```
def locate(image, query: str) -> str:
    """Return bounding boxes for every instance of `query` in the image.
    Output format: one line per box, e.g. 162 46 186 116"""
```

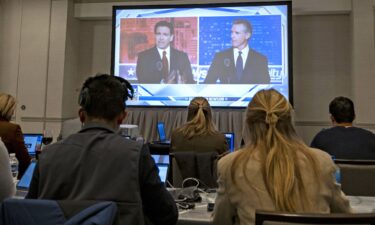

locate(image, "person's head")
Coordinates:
0 93 17 121
154 21 174 50
177 97 219 139
329 96 355 124
231 19 252 50
78 74 134 128
231 89 319 212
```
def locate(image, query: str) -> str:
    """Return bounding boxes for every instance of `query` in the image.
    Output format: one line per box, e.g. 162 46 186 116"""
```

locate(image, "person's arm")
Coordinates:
179 52 195 84
136 52 148 84
0 140 16 201
204 54 221 84
25 162 39 199
13 125 31 179
139 144 178 225
213 159 236 225
324 158 352 213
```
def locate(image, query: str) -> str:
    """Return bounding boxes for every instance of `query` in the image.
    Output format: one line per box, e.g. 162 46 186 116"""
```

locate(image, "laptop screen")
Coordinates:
156 163 169 183
224 133 235 152
157 122 167 142
152 154 169 183
17 161 36 190
23 134 43 156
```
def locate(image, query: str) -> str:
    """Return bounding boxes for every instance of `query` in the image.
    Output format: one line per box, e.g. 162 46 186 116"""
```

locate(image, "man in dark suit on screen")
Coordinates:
136 21 195 84
204 19 270 84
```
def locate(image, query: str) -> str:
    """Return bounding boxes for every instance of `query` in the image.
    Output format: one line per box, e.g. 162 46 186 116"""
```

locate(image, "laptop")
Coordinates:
16 161 37 197
23 133 43 157
156 122 170 144
152 154 170 184
224 133 235 152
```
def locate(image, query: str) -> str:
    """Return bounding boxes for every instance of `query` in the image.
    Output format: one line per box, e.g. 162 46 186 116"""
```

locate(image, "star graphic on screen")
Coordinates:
128 67 135 77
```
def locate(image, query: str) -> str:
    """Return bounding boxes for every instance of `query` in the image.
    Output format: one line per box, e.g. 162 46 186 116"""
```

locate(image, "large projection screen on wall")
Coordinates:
111 1 292 107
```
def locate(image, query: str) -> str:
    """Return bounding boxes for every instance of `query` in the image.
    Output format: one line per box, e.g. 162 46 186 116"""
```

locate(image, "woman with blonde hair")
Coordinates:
213 89 351 225
171 97 227 154
0 93 31 179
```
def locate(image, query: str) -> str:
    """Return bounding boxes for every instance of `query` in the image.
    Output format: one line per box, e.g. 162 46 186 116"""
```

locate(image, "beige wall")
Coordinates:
0 0 374 144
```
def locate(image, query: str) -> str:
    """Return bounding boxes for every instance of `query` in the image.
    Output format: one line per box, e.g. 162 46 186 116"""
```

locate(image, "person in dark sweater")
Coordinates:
311 96 375 159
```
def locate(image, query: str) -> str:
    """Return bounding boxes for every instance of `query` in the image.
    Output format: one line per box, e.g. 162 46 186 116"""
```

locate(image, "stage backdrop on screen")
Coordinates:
111 1 292 107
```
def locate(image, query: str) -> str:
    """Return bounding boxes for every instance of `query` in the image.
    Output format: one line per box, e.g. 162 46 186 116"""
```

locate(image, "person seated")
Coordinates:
213 89 352 225
171 97 228 154
26 74 177 225
311 96 375 159
0 93 31 179
0 139 15 201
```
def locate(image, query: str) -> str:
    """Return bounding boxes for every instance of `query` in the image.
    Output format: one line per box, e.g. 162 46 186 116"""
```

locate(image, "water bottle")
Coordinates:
9 153 19 181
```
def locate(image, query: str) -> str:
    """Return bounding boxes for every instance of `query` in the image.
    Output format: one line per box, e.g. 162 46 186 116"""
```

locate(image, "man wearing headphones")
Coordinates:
27 74 177 225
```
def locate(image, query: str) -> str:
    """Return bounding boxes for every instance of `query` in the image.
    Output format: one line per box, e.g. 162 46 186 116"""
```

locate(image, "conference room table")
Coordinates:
177 195 375 225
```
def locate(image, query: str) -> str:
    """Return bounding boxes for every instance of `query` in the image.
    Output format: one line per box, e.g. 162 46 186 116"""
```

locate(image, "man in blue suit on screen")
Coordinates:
136 20 195 84
204 19 270 84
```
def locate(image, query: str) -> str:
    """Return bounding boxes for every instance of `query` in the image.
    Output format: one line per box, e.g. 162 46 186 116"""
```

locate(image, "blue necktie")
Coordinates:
236 51 243 81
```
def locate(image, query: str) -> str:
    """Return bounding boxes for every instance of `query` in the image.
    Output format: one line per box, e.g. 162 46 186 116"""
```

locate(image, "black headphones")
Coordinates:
78 75 134 109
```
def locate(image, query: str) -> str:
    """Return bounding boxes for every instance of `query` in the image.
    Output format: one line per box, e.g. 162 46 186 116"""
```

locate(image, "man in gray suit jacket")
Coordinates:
205 19 270 84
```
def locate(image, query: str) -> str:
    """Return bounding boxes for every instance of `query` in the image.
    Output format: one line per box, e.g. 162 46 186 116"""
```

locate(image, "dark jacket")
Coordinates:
0 118 31 178
204 48 270 84
27 122 177 225
136 46 194 84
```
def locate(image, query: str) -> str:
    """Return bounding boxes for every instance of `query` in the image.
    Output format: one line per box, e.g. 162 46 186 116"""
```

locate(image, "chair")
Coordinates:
171 151 218 188
255 210 375 225
334 159 375 196
0 198 118 225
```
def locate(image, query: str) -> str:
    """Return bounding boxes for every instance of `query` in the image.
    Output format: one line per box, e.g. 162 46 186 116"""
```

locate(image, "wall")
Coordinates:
0 0 374 144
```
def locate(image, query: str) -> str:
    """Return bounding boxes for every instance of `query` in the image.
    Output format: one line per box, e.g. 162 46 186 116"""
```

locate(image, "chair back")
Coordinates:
335 159 375 196
170 151 218 188
0 198 117 225
255 210 375 225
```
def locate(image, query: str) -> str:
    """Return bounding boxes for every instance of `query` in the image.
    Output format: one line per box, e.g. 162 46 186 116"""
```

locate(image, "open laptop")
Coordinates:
23 133 43 157
16 161 37 197
224 133 235 152
151 154 170 184
155 122 170 145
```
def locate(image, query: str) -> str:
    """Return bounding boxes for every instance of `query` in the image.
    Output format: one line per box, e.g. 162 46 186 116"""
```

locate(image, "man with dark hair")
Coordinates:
136 20 195 84
204 19 270 84
311 96 375 159
27 74 178 225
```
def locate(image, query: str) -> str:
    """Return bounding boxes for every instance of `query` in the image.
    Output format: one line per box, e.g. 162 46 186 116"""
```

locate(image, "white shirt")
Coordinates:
233 45 249 70
157 46 171 71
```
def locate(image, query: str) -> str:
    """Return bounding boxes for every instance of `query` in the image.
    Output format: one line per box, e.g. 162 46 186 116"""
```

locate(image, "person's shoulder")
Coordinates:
0 121 19 131
171 47 189 58
250 48 267 60
137 47 157 57
215 48 232 56
308 147 335 170
218 149 244 169
352 126 375 136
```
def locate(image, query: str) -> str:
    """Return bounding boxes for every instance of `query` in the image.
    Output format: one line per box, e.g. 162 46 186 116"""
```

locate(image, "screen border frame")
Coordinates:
111 1 293 108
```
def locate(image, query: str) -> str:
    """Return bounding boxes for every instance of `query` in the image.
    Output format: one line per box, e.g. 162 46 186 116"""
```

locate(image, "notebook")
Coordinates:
224 133 235 152
23 133 43 157
152 154 169 183
156 122 170 144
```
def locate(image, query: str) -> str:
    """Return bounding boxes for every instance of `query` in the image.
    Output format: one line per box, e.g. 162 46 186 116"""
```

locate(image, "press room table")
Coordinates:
177 195 375 225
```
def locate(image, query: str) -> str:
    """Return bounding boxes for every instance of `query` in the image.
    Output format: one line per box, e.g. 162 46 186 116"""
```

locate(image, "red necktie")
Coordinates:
162 51 169 80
